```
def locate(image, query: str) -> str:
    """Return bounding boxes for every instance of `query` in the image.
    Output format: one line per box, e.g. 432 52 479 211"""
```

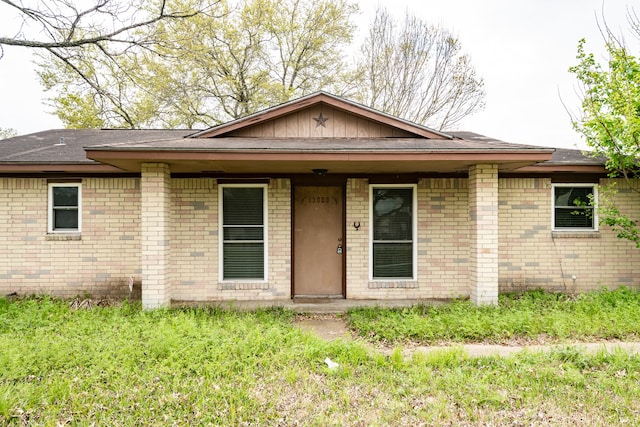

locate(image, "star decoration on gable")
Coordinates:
313 112 329 128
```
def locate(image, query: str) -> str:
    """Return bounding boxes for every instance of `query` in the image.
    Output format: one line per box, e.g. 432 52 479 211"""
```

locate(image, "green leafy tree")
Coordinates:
0 127 17 139
1 0 214 128
569 14 640 247
39 0 359 128
36 1 486 131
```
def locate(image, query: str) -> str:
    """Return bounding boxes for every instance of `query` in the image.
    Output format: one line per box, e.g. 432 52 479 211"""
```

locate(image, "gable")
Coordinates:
227 104 418 139
190 92 451 139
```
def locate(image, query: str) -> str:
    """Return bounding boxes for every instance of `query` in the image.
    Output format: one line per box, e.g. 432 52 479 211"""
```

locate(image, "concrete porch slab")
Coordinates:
173 299 445 313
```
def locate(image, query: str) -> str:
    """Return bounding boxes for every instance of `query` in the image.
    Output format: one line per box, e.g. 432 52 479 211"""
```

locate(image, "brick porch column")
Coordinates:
469 164 499 305
141 163 171 309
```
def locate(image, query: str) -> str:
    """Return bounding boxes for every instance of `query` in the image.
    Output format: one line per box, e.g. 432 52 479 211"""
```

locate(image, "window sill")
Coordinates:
369 280 418 289
218 282 269 291
552 231 600 239
46 233 82 241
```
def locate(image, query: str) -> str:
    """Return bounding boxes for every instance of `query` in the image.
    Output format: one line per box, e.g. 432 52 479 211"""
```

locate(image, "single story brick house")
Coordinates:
1 92 638 308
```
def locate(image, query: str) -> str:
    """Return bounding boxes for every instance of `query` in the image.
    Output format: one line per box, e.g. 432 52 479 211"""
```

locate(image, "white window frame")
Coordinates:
369 184 418 281
48 182 82 233
218 183 269 282
551 183 598 231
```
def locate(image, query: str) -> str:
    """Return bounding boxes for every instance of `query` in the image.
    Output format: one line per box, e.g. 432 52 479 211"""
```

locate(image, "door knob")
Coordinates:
336 244 343 254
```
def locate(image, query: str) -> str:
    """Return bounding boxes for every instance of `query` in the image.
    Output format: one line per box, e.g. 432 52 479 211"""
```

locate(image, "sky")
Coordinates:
0 0 636 149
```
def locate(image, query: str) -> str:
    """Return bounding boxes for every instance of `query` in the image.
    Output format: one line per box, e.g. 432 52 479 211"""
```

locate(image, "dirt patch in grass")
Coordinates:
295 313 351 341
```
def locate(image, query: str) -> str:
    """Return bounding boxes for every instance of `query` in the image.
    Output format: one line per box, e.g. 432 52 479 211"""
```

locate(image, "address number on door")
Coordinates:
310 196 330 204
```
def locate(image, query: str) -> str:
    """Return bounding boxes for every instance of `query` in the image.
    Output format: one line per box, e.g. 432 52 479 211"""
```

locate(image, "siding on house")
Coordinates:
228 104 417 139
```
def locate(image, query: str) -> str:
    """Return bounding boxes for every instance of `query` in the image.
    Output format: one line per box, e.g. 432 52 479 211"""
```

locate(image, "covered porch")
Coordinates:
84 93 553 309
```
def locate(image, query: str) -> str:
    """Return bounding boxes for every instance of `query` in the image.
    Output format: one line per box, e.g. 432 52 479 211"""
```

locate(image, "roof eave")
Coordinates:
82 147 554 174
0 163 126 173
85 147 554 159
514 164 607 173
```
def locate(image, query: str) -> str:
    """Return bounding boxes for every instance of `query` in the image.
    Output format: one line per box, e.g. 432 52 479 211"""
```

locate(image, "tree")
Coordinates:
0 0 209 57
0 127 17 139
38 0 359 129
353 7 485 130
32 2 484 130
0 0 214 128
266 0 357 100
569 10 640 247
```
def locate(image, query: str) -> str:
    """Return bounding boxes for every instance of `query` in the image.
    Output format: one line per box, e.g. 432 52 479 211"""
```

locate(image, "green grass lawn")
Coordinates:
1 289 640 425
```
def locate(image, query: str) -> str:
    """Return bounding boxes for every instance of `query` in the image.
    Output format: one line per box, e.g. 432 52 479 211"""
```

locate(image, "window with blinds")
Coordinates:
371 186 415 279
552 185 596 230
221 185 266 280
48 183 81 233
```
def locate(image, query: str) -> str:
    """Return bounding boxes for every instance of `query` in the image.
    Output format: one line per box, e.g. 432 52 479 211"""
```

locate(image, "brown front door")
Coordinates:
294 186 344 297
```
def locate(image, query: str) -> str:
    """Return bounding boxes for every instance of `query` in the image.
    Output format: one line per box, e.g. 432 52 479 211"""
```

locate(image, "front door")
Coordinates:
294 186 344 297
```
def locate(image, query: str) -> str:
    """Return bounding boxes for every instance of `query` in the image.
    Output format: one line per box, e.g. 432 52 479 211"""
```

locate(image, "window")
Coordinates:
552 184 597 230
370 185 416 280
48 183 81 233
220 184 267 280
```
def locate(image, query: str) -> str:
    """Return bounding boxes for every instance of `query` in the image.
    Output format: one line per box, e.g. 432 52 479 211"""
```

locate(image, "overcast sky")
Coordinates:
0 0 636 149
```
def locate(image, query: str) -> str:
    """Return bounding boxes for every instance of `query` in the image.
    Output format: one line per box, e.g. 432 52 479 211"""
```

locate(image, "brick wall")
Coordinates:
266 178 292 299
170 178 291 302
346 178 470 300
420 178 469 298
0 177 141 298
345 178 369 297
499 177 640 292
2 174 638 302
141 163 171 308
170 178 217 301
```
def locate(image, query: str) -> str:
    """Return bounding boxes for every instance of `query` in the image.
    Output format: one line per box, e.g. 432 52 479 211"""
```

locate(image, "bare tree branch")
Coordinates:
0 0 208 50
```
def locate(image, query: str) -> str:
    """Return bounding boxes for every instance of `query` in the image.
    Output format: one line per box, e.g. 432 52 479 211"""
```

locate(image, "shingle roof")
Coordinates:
0 89 601 173
85 135 550 153
0 129 602 173
546 148 605 165
0 129 195 163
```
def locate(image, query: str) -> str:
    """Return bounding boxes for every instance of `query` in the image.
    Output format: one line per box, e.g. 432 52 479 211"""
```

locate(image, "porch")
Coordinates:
172 298 447 313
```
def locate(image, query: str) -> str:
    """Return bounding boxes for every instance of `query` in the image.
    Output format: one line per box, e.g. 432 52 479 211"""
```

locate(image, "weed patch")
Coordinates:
346 287 640 345
1 294 640 425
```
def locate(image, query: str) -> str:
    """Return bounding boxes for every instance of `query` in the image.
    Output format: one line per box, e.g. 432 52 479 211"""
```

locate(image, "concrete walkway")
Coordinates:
294 315 640 358
392 341 640 358
177 299 640 358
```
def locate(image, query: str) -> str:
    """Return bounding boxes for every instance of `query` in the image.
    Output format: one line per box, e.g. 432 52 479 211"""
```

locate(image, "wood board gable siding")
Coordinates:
227 105 417 139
